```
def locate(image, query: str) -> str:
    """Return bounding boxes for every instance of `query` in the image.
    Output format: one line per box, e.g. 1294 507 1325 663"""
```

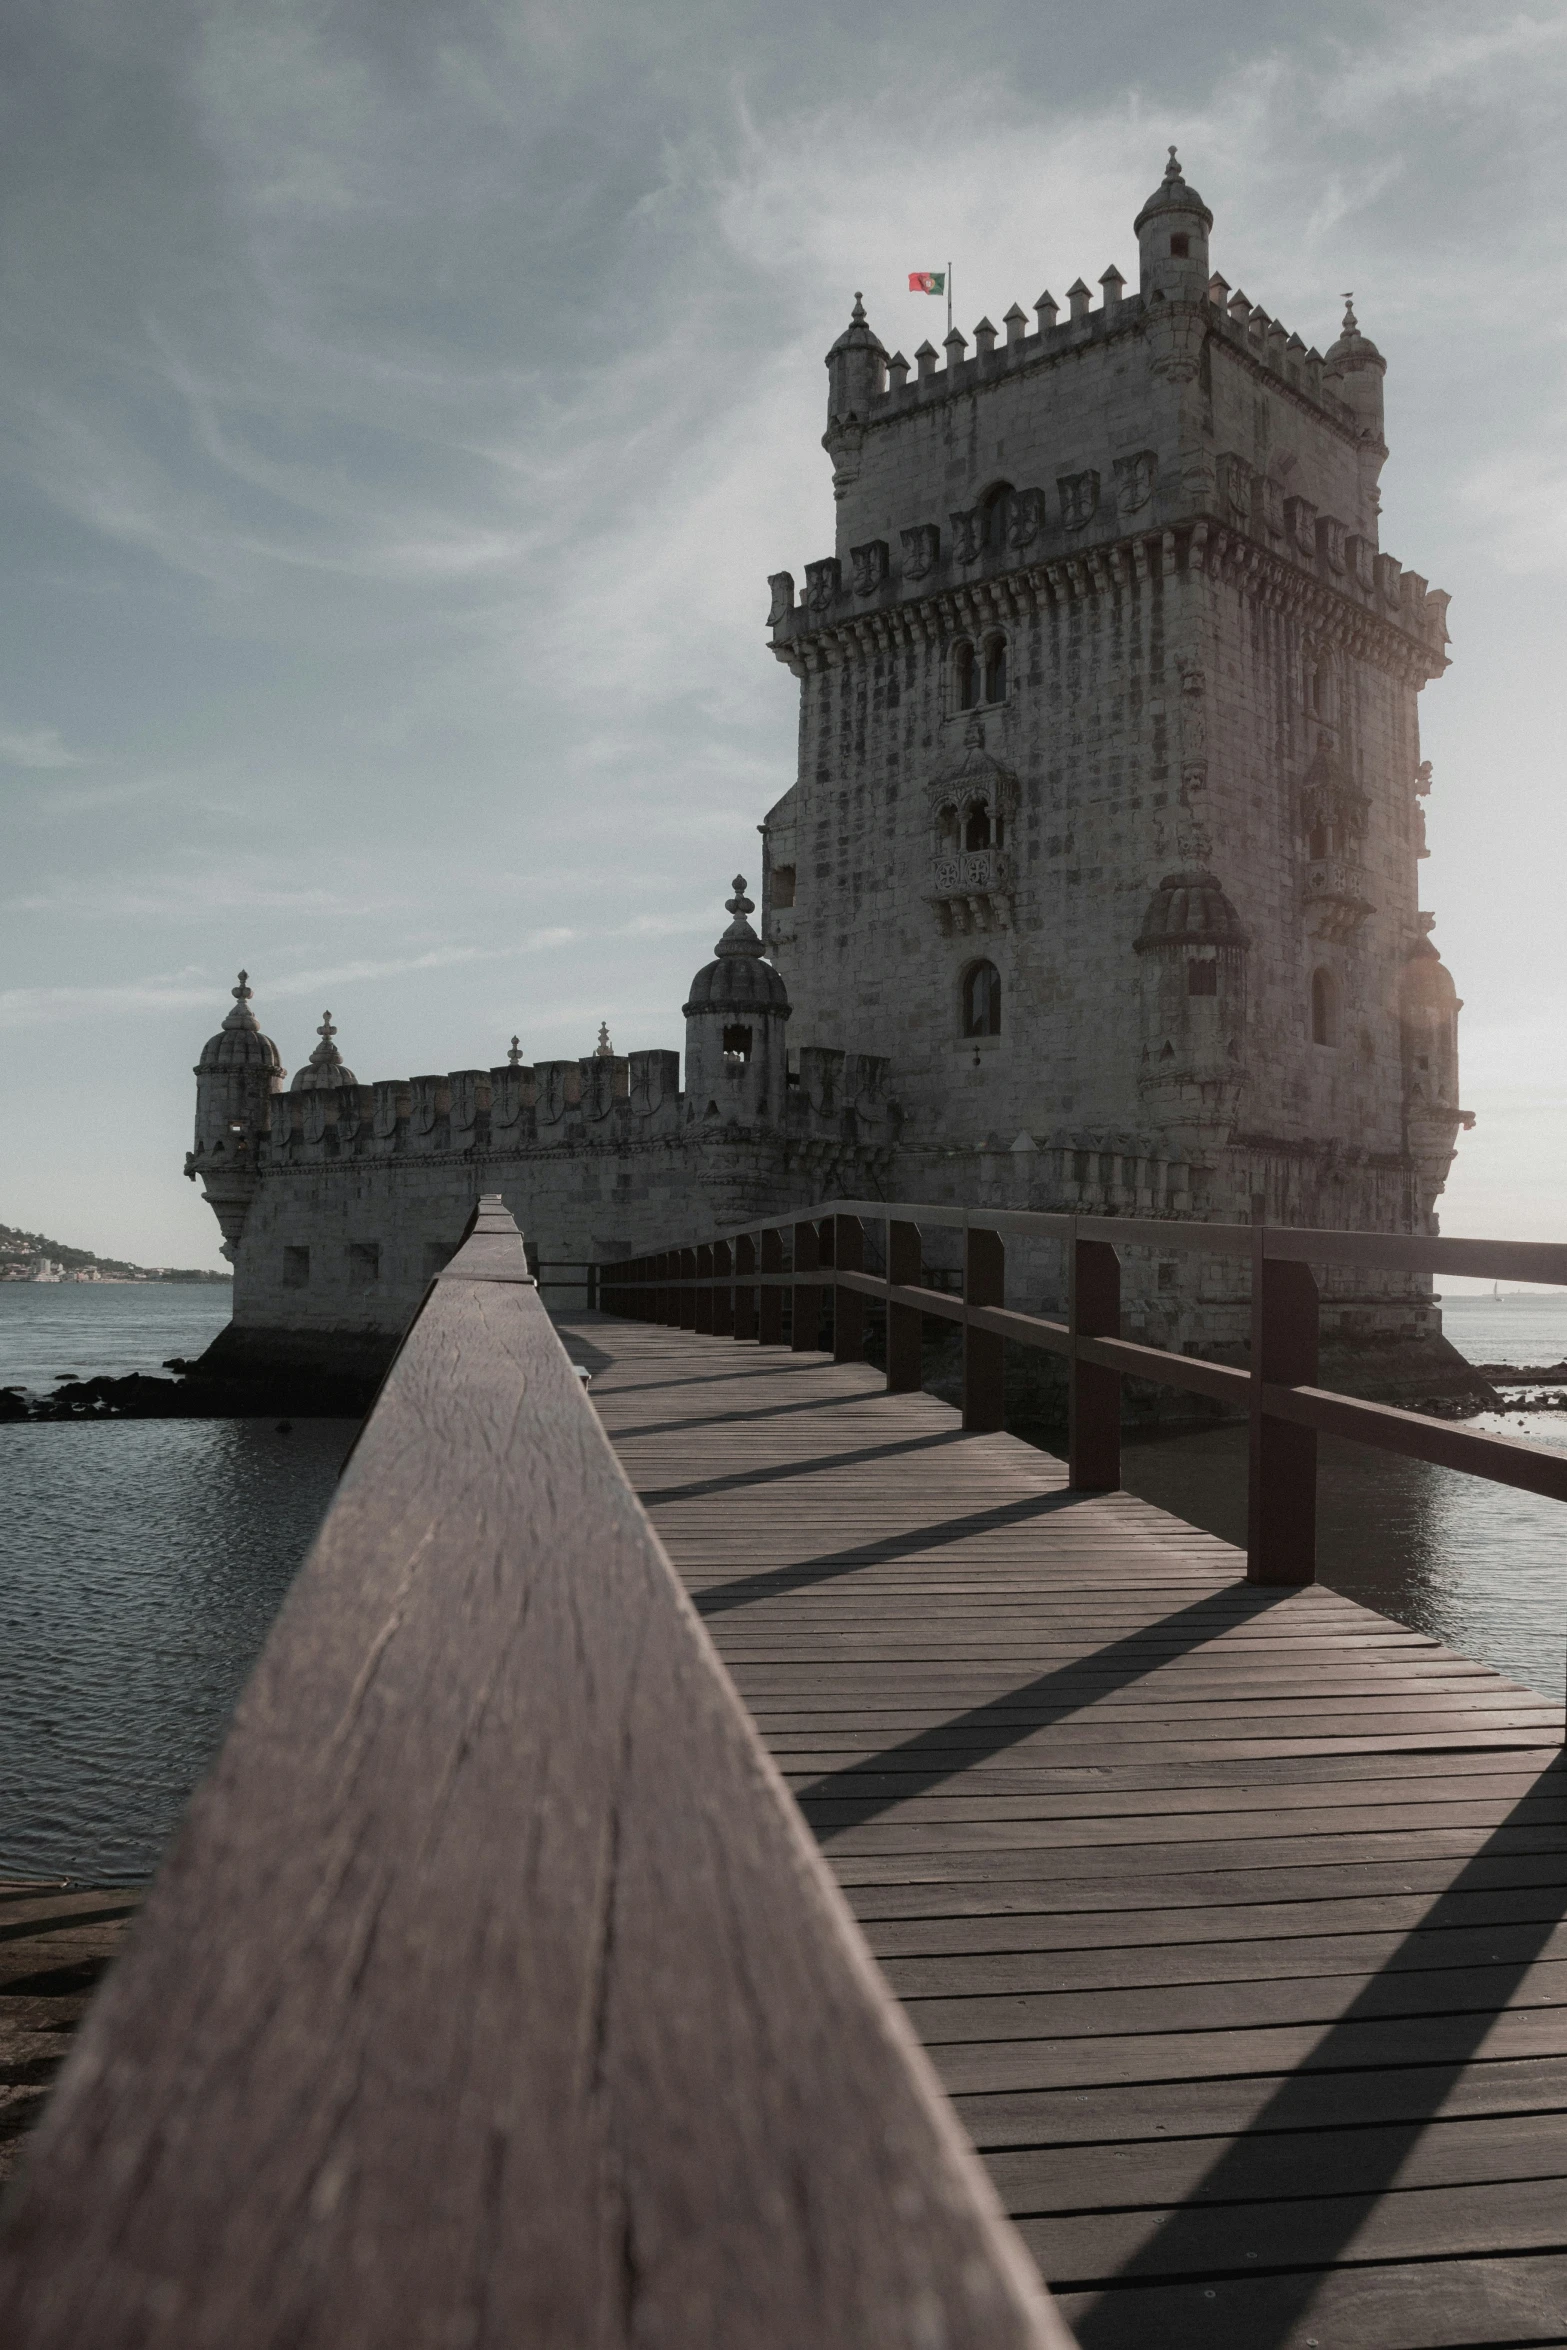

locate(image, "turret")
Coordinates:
1133 146 1213 304
682 877 791 1127
1134 871 1249 1157
290 1010 356 1092
1324 295 1386 449
822 295 887 503
187 971 285 1257
1399 931 1471 1224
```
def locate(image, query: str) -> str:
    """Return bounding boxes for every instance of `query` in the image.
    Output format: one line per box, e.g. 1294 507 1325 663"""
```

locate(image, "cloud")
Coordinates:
0 723 88 770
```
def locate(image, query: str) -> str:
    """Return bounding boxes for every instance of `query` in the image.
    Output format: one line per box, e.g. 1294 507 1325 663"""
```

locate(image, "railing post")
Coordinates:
886 1219 922 1393
694 1242 715 1335
712 1239 734 1337
963 1226 1005 1432
1247 1237 1319 1585
792 1219 822 1353
678 1247 698 1330
734 1233 758 1341
1070 1233 1120 1491
834 1214 865 1364
658 1251 674 1325
759 1226 784 1346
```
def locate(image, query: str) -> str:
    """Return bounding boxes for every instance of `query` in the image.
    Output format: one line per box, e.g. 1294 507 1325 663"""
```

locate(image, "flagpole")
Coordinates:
947 262 952 339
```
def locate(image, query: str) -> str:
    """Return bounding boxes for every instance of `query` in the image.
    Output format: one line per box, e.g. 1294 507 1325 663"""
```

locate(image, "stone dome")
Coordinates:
1133 146 1213 235
1325 294 1385 375
195 972 285 1080
1400 934 1459 1010
291 1010 358 1091
684 877 791 1018
1135 870 1249 951
825 291 887 365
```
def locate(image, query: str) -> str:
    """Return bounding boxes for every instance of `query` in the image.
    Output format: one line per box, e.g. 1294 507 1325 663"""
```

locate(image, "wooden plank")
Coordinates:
578 1317 1567 2350
0 1223 1068 2350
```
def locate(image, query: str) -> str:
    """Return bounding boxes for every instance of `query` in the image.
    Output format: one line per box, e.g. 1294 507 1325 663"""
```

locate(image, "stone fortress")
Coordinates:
187 152 1473 1395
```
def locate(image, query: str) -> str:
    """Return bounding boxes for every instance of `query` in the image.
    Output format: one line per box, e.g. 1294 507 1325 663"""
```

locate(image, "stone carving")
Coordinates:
1316 515 1347 574
767 571 794 626
804 557 841 612
1113 451 1157 514
1257 474 1285 537
949 507 982 564
1375 552 1403 607
1284 495 1317 557
850 539 888 596
1347 534 1376 593
1058 470 1099 529
900 522 939 579
1006 486 1047 547
1218 452 1254 520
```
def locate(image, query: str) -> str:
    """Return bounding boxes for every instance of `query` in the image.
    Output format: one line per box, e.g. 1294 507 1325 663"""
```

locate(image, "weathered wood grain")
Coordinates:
0 1206 1068 2350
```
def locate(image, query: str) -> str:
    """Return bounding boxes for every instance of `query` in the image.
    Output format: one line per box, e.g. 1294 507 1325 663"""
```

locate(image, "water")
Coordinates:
0 1418 354 1884
0 1289 1562 1887
0 1282 234 1394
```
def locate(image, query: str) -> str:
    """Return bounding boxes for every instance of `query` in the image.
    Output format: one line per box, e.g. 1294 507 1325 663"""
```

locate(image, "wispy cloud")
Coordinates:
0 722 88 771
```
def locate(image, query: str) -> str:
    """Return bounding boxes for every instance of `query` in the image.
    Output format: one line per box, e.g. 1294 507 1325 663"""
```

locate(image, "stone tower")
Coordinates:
190 973 285 1259
759 151 1468 1356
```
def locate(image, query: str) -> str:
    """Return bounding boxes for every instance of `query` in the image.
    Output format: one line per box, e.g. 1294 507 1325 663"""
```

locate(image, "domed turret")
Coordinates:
189 972 284 1259
1324 294 1386 446
291 1010 357 1092
683 877 791 1125
824 293 888 435
1134 871 1249 1154
1399 932 1470 1221
1133 146 1213 304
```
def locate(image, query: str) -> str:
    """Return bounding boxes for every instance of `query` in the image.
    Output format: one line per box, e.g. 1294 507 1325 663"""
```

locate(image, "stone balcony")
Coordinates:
928 849 1013 935
1304 856 1375 940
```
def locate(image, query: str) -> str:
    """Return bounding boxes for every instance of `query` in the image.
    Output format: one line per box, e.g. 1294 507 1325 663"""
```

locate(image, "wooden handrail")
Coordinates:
600 1198 1567 1591
0 1198 1071 2350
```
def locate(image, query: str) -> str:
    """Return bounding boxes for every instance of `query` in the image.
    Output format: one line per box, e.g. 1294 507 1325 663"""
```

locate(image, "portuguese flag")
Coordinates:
908 270 945 294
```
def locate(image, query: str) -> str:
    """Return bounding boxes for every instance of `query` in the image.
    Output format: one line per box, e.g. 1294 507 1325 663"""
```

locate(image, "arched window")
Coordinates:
722 1023 753 1062
962 960 1001 1037
980 482 1014 550
953 640 977 710
983 632 1008 703
964 799 992 850
1311 967 1338 1047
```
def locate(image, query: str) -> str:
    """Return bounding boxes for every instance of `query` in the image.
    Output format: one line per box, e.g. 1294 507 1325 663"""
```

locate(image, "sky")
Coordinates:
2 0 1564 1271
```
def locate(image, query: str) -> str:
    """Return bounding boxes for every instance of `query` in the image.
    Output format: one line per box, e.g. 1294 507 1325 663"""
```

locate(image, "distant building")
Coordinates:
187 155 1470 1390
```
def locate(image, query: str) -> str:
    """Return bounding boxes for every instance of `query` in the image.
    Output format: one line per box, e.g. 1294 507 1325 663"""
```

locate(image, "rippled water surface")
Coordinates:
1 1417 353 1883
1 1287 1564 1885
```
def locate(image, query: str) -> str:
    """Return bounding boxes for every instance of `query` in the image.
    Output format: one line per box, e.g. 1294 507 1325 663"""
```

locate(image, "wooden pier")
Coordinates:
577 1314 1567 2350
3 1196 1563 2349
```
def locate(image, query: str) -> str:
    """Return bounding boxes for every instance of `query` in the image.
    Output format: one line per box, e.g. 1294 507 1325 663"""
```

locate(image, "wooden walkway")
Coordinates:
568 1314 1567 2350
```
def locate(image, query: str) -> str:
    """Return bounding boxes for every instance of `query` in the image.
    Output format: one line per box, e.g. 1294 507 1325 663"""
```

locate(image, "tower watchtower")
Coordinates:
759 155 1466 1358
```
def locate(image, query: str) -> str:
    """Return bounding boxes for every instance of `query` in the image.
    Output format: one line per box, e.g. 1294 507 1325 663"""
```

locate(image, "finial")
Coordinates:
507 1035 522 1067
851 291 866 324
1342 292 1358 332
233 970 251 1003
595 1022 614 1058
726 874 754 918
316 1010 336 1045
1165 144 1181 182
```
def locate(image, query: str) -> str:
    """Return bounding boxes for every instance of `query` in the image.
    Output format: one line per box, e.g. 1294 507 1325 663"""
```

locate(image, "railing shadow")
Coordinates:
794 1587 1292 1832
1067 1760 1567 2347
693 1485 1096 1616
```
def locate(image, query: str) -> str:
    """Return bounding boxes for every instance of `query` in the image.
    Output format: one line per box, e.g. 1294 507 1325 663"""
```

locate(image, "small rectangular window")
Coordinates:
722 1024 753 1061
347 1241 381 1289
771 863 796 909
282 1245 310 1290
1170 233 1190 258
1187 959 1218 996
1157 1262 1176 1292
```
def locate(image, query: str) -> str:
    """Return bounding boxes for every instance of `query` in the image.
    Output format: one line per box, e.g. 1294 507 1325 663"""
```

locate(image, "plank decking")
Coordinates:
569 1314 1567 2350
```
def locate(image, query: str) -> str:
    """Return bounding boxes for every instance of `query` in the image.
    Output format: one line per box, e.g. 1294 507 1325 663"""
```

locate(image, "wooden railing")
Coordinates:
0 1198 1071 2350
601 1198 1567 1589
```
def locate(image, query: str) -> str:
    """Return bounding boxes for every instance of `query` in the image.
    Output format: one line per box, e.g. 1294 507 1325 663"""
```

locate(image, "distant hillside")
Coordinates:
0 1222 231 1284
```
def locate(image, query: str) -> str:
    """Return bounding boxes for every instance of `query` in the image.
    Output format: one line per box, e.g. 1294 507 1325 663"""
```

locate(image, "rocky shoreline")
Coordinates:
1 1357 379 1423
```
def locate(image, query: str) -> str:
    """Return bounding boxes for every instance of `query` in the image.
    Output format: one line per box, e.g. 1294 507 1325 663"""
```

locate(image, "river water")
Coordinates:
0 1286 1562 1885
